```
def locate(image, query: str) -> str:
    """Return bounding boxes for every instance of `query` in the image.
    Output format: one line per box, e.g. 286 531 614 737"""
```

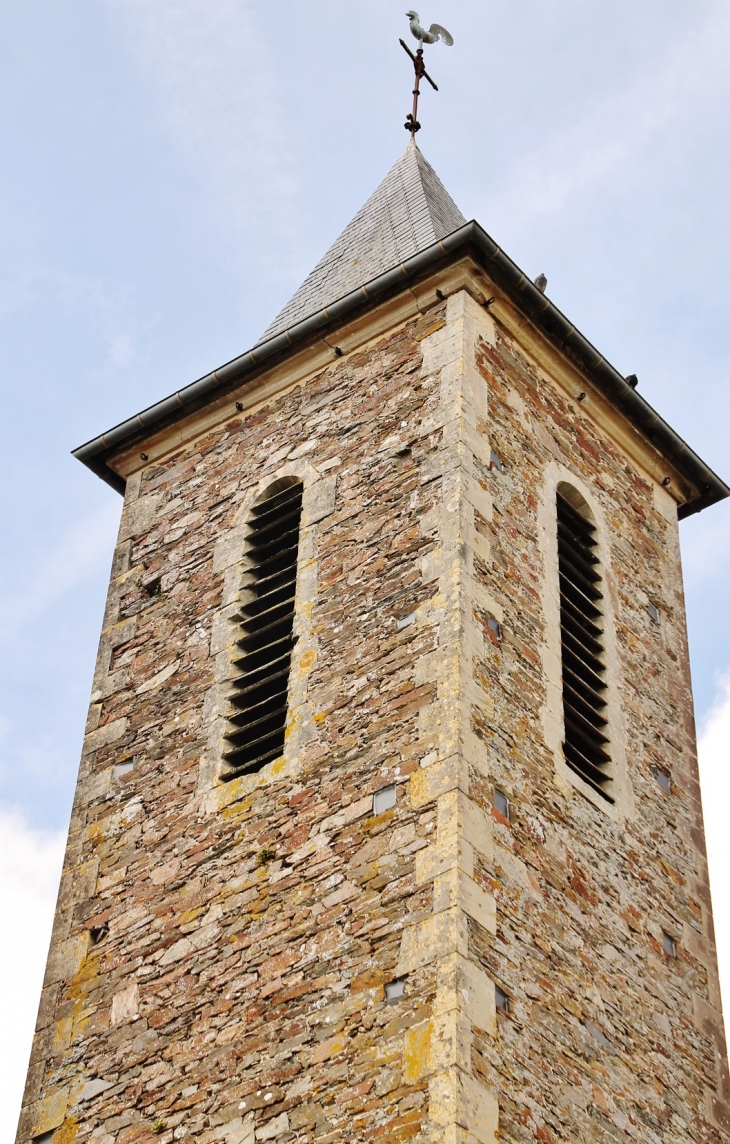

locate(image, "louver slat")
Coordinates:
557 492 613 802
222 482 303 778
561 595 603 651
563 680 607 731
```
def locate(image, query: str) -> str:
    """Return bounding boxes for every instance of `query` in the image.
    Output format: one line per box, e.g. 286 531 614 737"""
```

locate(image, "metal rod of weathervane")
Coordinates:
400 10 454 137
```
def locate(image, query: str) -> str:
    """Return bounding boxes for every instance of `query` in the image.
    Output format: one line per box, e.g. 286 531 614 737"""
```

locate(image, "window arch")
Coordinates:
557 484 613 802
222 478 303 778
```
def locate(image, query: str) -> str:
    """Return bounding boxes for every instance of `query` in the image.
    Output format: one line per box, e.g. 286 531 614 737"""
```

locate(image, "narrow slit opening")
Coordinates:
222 480 303 780
557 487 612 801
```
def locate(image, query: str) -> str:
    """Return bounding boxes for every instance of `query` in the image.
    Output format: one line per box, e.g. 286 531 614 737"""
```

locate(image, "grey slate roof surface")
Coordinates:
257 140 466 343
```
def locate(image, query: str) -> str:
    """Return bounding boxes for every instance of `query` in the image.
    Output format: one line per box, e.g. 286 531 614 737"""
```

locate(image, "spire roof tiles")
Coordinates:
258 140 466 343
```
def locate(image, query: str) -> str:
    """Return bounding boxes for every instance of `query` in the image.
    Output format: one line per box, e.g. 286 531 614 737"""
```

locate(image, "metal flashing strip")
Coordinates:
72 220 729 517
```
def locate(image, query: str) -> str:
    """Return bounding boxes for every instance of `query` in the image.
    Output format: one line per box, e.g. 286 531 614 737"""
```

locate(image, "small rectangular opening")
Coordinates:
655 768 671 793
490 451 505 472
495 985 509 1012
493 790 510 820
113 759 135 780
396 612 416 630
662 932 677 958
487 615 502 641
647 603 660 623
373 786 396 815
89 923 109 945
385 977 406 1002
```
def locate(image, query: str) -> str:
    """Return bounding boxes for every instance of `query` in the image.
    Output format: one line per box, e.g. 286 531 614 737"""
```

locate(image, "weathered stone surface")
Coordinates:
16 280 728 1144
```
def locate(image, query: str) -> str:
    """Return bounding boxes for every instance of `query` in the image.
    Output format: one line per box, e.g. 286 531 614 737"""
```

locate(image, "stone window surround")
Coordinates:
199 459 336 811
539 461 634 819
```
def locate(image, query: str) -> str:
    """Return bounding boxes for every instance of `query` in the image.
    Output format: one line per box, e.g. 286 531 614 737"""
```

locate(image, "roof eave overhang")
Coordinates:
73 220 729 517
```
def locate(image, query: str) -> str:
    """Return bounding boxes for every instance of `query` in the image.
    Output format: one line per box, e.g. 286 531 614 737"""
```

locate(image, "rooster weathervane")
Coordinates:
400 10 454 137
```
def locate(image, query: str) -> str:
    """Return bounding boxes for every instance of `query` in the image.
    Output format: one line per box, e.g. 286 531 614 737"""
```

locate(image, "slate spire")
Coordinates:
258 140 466 343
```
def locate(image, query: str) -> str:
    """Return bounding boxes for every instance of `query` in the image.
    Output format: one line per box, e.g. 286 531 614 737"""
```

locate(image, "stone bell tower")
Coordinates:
17 139 730 1144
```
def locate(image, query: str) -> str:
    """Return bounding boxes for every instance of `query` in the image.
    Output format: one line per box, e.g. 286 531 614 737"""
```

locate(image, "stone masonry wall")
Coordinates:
460 293 730 1144
17 282 729 1144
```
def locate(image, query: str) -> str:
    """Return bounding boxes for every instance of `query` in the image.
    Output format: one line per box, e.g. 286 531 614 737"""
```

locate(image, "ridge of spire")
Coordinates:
257 142 466 344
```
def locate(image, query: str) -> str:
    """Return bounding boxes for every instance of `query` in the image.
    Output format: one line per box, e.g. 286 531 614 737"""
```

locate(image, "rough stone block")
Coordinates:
83 717 129 754
45 933 87 986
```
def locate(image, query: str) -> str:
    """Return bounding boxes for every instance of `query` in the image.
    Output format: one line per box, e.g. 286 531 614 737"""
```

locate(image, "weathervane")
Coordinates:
400 10 454 137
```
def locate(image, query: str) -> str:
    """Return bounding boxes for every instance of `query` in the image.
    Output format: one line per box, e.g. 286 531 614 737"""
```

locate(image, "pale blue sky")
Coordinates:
2 0 729 825
2 4 730 1134
0 0 728 821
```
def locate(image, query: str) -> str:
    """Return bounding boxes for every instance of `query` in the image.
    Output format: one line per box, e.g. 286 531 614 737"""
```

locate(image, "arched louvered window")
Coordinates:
557 486 613 802
223 479 303 778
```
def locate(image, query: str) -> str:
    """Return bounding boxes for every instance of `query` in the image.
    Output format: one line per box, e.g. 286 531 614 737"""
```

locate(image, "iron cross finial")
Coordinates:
400 11 454 136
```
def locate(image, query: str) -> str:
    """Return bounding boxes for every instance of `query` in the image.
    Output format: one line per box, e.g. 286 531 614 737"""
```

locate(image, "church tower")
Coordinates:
17 139 730 1144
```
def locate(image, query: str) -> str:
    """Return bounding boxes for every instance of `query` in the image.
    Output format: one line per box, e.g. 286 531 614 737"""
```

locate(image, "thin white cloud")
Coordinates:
110 333 135 368
681 503 730 589
0 264 142 376
698 673 730 1016
107 0 302 256
486 1 730 224
0 502 120 643
0 805 65 1144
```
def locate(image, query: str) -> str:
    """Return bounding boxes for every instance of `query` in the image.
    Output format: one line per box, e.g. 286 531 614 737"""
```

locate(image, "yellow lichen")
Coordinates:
53 1116 78 1144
